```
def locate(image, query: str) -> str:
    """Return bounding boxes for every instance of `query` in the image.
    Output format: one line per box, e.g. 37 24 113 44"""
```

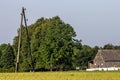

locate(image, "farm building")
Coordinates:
89 50 120 68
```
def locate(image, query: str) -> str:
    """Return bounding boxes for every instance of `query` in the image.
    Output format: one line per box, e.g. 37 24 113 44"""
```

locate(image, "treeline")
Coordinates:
0 16 120 72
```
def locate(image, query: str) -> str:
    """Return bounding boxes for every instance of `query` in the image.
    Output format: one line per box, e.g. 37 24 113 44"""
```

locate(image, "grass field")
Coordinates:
0 71 120 80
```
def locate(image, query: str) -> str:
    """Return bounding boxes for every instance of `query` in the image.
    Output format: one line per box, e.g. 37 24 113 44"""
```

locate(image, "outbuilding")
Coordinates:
89 50 120 68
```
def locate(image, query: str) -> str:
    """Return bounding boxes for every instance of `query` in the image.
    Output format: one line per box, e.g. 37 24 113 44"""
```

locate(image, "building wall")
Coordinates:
93 52 105 68
105 62 120 67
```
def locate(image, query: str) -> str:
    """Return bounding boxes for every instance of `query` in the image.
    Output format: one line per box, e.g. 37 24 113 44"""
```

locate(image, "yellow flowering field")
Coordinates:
0 71 120 80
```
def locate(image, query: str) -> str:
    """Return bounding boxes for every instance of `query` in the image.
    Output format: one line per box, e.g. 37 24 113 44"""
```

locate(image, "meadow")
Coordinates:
0 71 120 80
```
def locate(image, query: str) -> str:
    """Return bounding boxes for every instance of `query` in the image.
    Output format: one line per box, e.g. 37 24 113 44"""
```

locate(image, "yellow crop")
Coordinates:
0 71 120 80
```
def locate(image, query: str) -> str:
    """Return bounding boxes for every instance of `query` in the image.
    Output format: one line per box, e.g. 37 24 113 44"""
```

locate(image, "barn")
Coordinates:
89 50 120 68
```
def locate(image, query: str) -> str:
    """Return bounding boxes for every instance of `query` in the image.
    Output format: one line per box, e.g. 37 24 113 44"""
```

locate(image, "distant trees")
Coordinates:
103 44 114 49
103 43 120 49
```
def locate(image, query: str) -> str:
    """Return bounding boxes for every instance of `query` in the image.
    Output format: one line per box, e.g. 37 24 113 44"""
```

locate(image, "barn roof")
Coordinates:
98 50 120 61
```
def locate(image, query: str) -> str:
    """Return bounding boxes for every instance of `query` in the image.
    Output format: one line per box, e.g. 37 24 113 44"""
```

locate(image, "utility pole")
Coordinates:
23 7 34 72
15 8 24 72
15 7 34 72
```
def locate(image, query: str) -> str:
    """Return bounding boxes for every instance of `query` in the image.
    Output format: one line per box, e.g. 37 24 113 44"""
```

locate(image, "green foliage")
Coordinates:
103 43 120 50
73 45 99 69
103 44 114 49
13 16 80 71
0 44 15 72
30 16 77 71
0 44 8 68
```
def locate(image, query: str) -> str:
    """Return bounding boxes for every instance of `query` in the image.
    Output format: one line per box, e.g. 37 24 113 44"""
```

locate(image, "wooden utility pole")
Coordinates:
15 8 24 72
23 7 34 72
15 7 34 72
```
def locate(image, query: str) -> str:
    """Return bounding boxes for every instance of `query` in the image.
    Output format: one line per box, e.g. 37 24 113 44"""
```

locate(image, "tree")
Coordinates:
74 45 98 69
0 44 8 69
0 44 15 72
103 44 114 49
0 44 8 51
32 16 76 71
13 16 79 71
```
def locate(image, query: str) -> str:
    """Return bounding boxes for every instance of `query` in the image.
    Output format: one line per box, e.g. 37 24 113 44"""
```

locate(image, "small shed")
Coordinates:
89 50 120 68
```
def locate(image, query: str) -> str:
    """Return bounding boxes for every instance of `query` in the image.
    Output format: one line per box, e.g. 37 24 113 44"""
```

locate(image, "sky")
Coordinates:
0 0 120 47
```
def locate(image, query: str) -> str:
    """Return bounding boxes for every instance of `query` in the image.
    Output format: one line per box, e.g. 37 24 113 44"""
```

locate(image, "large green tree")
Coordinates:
31 16 77 71
13 16 78 71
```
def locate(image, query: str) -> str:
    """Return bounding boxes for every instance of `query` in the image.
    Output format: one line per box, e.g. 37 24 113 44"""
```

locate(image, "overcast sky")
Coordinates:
0 0 120 47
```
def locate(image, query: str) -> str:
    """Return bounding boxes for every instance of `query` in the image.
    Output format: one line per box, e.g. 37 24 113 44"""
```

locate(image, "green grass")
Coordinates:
0 71 120 80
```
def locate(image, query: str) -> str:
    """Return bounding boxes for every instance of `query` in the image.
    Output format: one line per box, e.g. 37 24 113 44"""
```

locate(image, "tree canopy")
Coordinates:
12 16 82 71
